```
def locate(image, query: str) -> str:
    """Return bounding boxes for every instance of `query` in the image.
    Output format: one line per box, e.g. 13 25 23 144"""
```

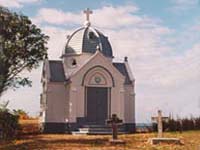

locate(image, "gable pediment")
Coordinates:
82 65 114 87
70 51 125 87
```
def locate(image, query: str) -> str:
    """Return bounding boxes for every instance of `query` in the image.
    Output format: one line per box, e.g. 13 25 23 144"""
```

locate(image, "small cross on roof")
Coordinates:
83 8 93 22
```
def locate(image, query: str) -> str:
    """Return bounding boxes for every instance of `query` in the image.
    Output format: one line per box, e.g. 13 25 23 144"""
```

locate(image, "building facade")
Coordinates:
40 9 136 133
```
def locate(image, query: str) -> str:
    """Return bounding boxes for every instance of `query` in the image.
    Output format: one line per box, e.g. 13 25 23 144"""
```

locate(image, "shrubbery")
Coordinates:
0 110 19 139
153 117 200 132
0 101 20 139
13 109 29 120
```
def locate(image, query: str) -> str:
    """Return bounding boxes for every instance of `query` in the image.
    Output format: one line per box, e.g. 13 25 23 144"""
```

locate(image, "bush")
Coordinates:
164 118 178 131
0 111 19 139
152 116 200 132
195 117 200 130
13 109 29 120
0 107 20 139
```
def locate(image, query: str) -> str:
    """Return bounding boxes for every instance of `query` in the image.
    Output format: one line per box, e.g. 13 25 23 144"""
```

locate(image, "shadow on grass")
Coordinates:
0 135 109 150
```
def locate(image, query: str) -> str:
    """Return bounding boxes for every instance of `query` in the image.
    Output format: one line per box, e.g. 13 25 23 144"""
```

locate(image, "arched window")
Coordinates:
72 59 77 66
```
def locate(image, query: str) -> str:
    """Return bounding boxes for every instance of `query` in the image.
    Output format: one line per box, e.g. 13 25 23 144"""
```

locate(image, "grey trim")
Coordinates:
108 87 111 118
81 65 115 87
84 87 87 117
41 122 80 133
42 122 67 133
76 117 88 126
41 122 135 134
123 123 136 133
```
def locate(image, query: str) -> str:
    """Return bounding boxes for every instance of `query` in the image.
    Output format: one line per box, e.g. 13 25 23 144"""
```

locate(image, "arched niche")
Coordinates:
82 65 115 87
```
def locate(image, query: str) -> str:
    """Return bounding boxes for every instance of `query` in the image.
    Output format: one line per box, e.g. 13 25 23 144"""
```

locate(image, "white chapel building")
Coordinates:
40 9 136 133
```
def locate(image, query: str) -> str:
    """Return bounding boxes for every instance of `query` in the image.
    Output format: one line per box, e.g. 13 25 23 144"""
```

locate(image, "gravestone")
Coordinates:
151 110 169 138
148 110 182 145
106 114 125 144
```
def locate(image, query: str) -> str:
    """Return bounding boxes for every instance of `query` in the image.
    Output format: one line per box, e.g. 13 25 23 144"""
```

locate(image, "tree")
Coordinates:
0 6 49 96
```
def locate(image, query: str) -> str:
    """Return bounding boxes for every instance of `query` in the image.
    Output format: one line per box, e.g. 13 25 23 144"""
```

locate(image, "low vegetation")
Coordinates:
0 101 20 139
0 119 200 150
0 103 35 140
152 117 200 132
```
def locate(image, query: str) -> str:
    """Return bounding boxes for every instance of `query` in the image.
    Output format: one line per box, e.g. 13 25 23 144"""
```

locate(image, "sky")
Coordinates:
0 0 200 123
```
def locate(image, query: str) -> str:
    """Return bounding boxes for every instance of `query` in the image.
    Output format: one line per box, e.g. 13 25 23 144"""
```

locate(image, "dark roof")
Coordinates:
95 29 113 57
48 61 132 84
49 60 66 82
113 63 132 84
65 27 113 58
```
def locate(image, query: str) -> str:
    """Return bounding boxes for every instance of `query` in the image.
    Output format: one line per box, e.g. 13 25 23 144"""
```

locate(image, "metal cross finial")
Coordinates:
83 8 93 25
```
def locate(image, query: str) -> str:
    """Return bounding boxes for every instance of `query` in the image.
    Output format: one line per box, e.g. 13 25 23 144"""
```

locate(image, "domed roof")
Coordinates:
64 26 113 58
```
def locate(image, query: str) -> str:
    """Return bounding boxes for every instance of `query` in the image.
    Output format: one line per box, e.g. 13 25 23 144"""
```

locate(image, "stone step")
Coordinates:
82 125 110 128
72 131 87 135
148 138 182 145
82 125 124 128
79 127 126 132
72 131 127 135
87 131 127 135
72 124 127 135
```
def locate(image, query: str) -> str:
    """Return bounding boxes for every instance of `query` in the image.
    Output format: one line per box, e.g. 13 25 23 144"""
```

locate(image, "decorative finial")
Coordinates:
83 8 93 26
124 56 128 62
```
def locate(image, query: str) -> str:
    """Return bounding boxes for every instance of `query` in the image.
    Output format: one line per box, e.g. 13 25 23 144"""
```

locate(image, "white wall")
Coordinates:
124 84 135 123
69 52 125 122
45 83 69 123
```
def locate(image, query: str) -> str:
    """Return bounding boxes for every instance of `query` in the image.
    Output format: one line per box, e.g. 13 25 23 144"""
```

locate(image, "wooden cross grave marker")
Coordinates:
107 114 123 141
151 110 169 138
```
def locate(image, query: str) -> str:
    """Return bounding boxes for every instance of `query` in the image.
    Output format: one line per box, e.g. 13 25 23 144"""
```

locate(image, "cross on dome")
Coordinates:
83 8 93 26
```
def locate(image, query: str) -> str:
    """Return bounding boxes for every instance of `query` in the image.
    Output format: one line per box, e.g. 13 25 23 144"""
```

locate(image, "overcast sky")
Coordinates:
0 0 200 123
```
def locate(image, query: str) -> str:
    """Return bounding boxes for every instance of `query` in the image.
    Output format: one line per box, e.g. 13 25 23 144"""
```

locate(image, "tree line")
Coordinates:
153 117 200 132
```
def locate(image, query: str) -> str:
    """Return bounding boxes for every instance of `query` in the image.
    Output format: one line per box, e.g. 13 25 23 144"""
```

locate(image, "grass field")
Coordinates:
0 119 200 150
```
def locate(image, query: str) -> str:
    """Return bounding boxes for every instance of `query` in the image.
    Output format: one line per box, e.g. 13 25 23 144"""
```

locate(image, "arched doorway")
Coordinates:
82 66 114 125
86 87 109 124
